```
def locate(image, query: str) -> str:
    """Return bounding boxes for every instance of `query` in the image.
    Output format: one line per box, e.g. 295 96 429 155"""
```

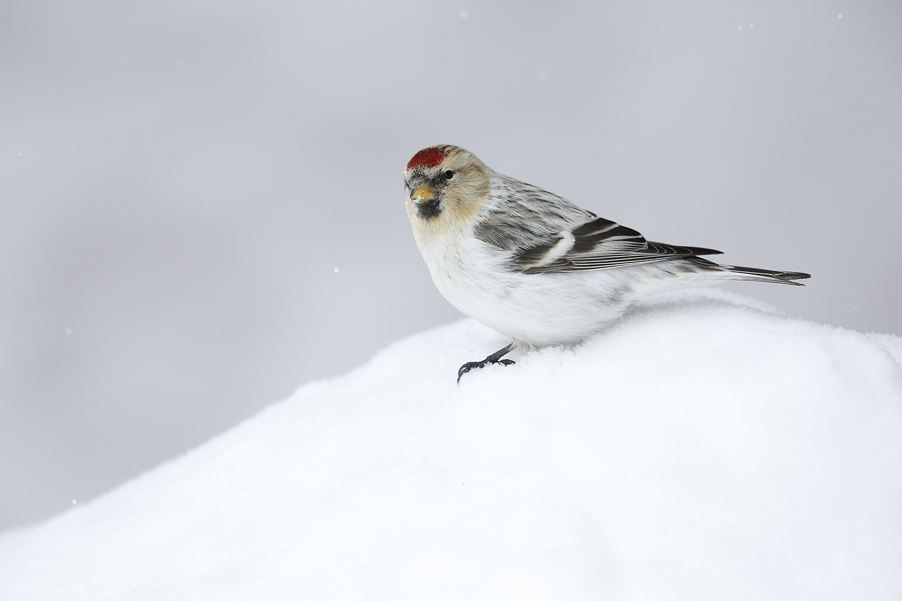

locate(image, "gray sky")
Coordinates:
1 0 900 530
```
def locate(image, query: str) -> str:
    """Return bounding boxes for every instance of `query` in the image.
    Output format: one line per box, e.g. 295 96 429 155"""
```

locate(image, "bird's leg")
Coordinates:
457 343 516 383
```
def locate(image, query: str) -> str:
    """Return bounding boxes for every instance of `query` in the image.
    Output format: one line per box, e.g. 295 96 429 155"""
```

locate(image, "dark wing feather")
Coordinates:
473 176 722 274
523 216 722 274
523 216 721 273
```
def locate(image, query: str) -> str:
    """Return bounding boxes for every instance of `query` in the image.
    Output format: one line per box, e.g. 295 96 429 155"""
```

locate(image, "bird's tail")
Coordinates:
686 257 811 286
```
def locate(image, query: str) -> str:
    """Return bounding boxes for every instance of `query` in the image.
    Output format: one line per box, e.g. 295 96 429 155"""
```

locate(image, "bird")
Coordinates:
403 145 810 382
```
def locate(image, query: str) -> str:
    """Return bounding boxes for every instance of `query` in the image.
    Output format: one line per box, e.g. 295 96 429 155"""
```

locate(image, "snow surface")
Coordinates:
1 289 901 600
5 1 902 531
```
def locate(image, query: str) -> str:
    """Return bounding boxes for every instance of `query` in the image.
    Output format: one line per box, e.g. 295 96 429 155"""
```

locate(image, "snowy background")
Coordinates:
2 290 901 599
1 1 901 530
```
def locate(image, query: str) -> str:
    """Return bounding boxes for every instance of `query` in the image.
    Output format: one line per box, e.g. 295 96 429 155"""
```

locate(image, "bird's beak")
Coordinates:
410 183 435 204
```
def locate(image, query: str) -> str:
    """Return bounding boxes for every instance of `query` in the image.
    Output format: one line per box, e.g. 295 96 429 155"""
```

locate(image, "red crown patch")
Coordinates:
407 147 445 170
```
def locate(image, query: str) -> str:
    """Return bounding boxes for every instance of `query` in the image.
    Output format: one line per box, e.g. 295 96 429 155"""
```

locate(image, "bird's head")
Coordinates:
404 145 490 230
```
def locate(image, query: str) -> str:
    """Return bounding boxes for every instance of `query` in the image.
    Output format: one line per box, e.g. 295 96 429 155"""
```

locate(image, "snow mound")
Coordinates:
2 289 901 600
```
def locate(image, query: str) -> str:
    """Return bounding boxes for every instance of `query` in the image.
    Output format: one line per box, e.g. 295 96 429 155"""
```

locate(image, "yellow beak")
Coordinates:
411 183 435 203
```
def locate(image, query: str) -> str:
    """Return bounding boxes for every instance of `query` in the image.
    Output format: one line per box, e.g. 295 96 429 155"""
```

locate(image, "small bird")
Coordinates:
403 145 810 382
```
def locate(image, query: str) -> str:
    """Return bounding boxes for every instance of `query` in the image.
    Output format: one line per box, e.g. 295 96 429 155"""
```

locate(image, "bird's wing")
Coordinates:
473 177 721 274
518 216 722 274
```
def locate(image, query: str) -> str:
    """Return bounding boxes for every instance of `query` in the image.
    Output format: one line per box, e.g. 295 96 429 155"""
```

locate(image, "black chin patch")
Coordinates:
416 198 442 220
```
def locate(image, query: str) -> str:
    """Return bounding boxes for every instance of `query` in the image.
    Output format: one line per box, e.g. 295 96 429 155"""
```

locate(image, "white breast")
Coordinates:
415 228 642 348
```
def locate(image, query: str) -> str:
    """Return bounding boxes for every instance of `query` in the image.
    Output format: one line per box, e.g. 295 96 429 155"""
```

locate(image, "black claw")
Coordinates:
456 343 516 383
457 362 482 382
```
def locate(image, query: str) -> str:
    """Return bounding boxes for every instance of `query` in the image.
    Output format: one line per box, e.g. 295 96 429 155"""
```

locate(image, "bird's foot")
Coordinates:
457 343 515 383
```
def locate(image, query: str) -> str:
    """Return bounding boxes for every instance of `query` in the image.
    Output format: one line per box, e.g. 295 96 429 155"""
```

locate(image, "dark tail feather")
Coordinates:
728 266 811 286
687 257 811 286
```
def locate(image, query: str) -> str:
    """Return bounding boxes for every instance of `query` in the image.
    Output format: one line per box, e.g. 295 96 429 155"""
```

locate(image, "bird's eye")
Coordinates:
443 171 455 180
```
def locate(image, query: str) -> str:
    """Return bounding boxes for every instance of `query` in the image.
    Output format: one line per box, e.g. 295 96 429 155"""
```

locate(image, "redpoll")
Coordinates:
403 145 809 381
